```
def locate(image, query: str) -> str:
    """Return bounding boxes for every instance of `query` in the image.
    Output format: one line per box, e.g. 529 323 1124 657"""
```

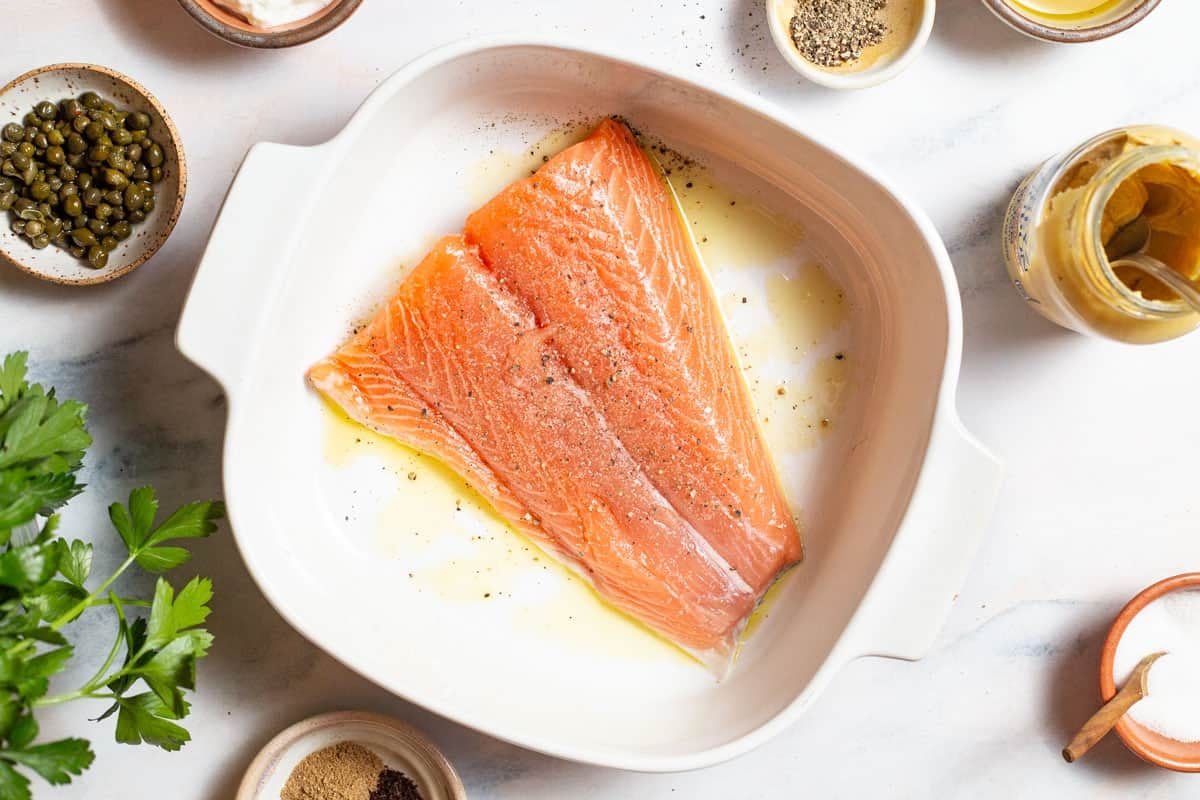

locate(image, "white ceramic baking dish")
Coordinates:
177 38 1002 772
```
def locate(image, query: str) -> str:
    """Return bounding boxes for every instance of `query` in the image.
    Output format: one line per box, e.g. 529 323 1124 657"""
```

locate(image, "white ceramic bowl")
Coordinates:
765 0 936 89
0 64 185 285
179 37 1001 771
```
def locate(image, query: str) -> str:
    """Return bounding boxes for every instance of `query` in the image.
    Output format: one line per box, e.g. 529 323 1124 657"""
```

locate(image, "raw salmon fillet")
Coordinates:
466 119 801 594
312 237 755 659
310 119 802 670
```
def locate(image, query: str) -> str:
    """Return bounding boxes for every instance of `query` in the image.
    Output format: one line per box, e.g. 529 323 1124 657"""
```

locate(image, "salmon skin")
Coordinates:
310 119 802 673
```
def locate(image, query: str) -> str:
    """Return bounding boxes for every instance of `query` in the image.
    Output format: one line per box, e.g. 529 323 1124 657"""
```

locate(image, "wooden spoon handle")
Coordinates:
1063 683 1144 763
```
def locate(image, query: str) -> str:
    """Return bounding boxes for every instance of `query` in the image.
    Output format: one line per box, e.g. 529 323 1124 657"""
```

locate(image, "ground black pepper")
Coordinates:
369 768 424 800
789 0 888 68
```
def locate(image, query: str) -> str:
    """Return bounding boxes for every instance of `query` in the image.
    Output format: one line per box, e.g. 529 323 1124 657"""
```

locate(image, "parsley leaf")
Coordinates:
0 353 223 793
0 739 94 785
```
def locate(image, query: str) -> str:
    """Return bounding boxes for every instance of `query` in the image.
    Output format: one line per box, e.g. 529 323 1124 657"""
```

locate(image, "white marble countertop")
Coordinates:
4 1 1200 797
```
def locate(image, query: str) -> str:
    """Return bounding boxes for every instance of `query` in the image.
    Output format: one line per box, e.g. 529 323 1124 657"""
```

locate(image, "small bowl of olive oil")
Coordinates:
981 0 1161 42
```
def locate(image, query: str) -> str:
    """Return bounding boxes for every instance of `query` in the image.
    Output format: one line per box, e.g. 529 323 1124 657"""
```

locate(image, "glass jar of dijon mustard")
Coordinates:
1003 125 1200 344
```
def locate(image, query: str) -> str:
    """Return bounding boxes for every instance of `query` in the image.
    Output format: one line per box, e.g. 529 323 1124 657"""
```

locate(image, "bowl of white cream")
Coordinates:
175 0 363 48
1101 573 1200 772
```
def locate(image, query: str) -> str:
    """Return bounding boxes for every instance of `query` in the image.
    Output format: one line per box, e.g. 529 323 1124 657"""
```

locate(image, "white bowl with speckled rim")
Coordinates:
765 0 936 89
236 711 466 800
0 64 186 285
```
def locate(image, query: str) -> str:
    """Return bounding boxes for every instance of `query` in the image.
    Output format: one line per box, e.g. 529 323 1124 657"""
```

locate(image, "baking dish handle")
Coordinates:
855 414 1003 661
177 142 319 391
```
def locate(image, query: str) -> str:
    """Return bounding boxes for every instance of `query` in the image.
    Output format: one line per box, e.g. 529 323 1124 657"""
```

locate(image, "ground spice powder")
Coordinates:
789 0 888 68
281 742 385 800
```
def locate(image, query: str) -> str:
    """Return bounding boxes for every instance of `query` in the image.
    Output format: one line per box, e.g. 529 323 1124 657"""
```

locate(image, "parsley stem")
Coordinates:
33 690 116 708
77 593 128 695
50 553 138 631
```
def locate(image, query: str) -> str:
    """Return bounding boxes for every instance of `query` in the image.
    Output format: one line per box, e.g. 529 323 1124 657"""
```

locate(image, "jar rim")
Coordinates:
1082 144 1199 319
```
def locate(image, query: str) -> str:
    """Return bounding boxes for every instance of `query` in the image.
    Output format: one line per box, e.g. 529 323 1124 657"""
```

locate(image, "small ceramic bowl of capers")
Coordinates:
0 64 186 285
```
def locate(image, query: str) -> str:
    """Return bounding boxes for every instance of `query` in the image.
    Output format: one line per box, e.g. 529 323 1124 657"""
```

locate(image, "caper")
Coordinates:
109 206 125 222
86 245 108 269
87 143 110 163
10 220 24 234
104 190 122 206
79 92 101 109
71 228 97 247
125 143 142 162
46 129 65 147
121 160 135 177
83 122 104 142
46 176 62 192
60 99 84 119
77 172 93 190
122 185 144 210
23 220 44 238
22 112 38 127
35 101 56 120
103 168 127 189
82 187 102 207
111 221 131 240
112 128 133 146
65 132 87 155
0 191 14 211
43 219 63 238
128 112 151 131
66 153 85 169
11 152 31 171
16 142 34 158
59 164 76 182
2 123 23 143
30 234 50 250
72 214 87 229
69 246 84 258
0 143 14 157
144 143 164 168
71 115 90 134
87 219 109 236
128 209 146 223
45 145 65 166
130 162 148 182
141 195 155 214
150 166 163 183
0 177 12 193
100 236 118 252
62 194 82 217
29 181 50 201
95 202 113 220
32 133 48 150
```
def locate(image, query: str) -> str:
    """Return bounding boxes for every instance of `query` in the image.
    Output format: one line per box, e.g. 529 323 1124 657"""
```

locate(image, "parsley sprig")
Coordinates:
0 353 223 798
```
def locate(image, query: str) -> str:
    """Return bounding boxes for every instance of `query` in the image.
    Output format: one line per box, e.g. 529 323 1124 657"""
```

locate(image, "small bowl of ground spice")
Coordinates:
237 711 466 800
765 0 935 89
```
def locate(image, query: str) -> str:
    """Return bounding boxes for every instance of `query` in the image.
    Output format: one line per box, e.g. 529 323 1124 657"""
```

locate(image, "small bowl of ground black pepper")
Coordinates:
766 0 935 89
237 711 466 800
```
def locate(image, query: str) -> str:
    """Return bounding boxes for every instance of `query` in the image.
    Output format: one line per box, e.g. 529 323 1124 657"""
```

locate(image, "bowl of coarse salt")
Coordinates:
1100 573 1200 772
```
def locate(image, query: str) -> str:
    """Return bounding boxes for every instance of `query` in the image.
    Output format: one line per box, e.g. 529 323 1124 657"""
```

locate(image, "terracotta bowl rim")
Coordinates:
0 62 187 286
979 0 1162 43
1099 572 1200 772
174 0 364 49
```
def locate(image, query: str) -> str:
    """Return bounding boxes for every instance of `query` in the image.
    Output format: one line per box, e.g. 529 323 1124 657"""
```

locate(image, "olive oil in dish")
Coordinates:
319 125 852 671
1005 0 1126 19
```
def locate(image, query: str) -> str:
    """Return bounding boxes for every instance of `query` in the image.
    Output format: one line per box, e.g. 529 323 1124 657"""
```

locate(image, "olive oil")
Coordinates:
1008 0 1125 19
320 130 855 669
